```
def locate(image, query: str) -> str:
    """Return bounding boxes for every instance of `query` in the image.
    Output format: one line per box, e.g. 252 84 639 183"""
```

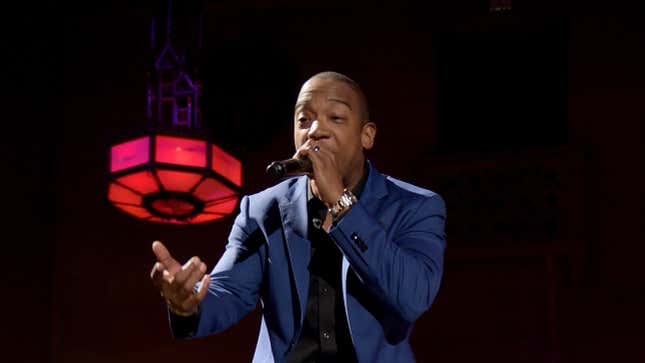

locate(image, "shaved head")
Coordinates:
306 71 370 122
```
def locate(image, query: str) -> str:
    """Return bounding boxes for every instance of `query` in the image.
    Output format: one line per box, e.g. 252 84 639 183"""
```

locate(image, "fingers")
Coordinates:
151 259 208 316
292 141 312 164
296 142 330 169
298 143 334 178
298 144 345 205
150 261 178 300
194 274 211 303
173 257 205 294
150 244 207 292
183 259 207 293
149 241 209 316
150 261 167 288
174 256 201 281
169 273 209 315
152 241 181 274
303 143 327 165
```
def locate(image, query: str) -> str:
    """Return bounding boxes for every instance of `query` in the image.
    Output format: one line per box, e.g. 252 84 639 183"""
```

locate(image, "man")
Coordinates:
150 71 447 363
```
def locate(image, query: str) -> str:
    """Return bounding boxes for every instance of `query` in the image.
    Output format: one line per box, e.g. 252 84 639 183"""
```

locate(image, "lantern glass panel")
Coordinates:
155 136 207 167
157 170 203 192
110 136 150 172
189 213 225 224
113 203 151 219
212 144 242 187
108 183 142 205
193 177 235 202
204 197 238 215
116 170 160 195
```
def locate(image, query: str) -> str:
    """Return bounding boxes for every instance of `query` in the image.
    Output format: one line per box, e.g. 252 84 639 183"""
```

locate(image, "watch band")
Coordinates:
328 188 357 222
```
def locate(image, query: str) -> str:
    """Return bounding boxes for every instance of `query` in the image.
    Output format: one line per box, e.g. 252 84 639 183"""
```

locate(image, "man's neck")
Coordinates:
343 158 368 192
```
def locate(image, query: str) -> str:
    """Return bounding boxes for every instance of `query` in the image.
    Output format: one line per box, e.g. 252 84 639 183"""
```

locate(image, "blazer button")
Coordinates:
351 233 368 252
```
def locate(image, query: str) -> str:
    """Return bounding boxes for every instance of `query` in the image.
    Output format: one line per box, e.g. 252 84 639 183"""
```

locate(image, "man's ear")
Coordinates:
361 121 377 150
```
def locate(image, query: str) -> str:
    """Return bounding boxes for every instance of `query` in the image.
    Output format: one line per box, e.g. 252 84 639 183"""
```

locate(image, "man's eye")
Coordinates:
330 115 343 122
297 117 308 123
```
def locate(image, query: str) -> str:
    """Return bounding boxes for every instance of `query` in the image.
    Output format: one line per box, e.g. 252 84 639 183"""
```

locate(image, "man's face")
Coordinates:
293 77 375 184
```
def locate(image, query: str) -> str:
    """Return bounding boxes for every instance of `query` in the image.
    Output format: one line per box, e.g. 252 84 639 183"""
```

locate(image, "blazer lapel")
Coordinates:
278 176 310 329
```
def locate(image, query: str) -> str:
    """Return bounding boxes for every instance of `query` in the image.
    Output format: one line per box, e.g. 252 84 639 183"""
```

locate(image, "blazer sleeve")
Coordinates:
329 193 446 323
184 196 267 338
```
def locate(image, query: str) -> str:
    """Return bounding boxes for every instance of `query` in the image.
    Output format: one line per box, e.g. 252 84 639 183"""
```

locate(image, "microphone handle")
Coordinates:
266 158 312 179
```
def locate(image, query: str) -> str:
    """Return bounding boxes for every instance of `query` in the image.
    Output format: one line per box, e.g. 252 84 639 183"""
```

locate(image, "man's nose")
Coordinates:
307 120 329 140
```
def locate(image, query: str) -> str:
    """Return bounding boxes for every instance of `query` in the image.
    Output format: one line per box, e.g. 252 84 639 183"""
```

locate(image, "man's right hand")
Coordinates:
150 241 211 317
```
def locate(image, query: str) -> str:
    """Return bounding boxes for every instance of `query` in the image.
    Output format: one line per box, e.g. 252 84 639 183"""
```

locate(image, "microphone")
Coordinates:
266 158 312 179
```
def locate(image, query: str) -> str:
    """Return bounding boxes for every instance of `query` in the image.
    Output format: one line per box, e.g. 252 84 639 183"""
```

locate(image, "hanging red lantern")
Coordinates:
107 6 242 225
108 134 241 224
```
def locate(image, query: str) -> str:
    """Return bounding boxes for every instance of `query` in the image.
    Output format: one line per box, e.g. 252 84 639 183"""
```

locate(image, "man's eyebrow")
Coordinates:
294 97 353 111
294 101 305 110
327 98 353 110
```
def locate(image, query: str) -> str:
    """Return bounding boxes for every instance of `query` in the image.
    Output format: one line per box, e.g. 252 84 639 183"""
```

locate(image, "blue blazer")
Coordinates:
191 162 446 363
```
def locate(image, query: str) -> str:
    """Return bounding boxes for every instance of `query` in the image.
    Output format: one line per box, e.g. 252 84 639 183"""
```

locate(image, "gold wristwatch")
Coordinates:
328 188 357 222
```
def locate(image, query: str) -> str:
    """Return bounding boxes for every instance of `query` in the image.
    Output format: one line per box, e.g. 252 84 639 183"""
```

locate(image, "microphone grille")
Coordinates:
266 161 285 179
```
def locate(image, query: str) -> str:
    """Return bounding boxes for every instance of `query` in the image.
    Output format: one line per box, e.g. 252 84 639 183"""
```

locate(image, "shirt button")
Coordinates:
322 330 331 340
321 287 329 295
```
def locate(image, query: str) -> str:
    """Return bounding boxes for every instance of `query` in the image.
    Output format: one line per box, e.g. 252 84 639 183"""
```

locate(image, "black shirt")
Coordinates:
287 170 367 363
